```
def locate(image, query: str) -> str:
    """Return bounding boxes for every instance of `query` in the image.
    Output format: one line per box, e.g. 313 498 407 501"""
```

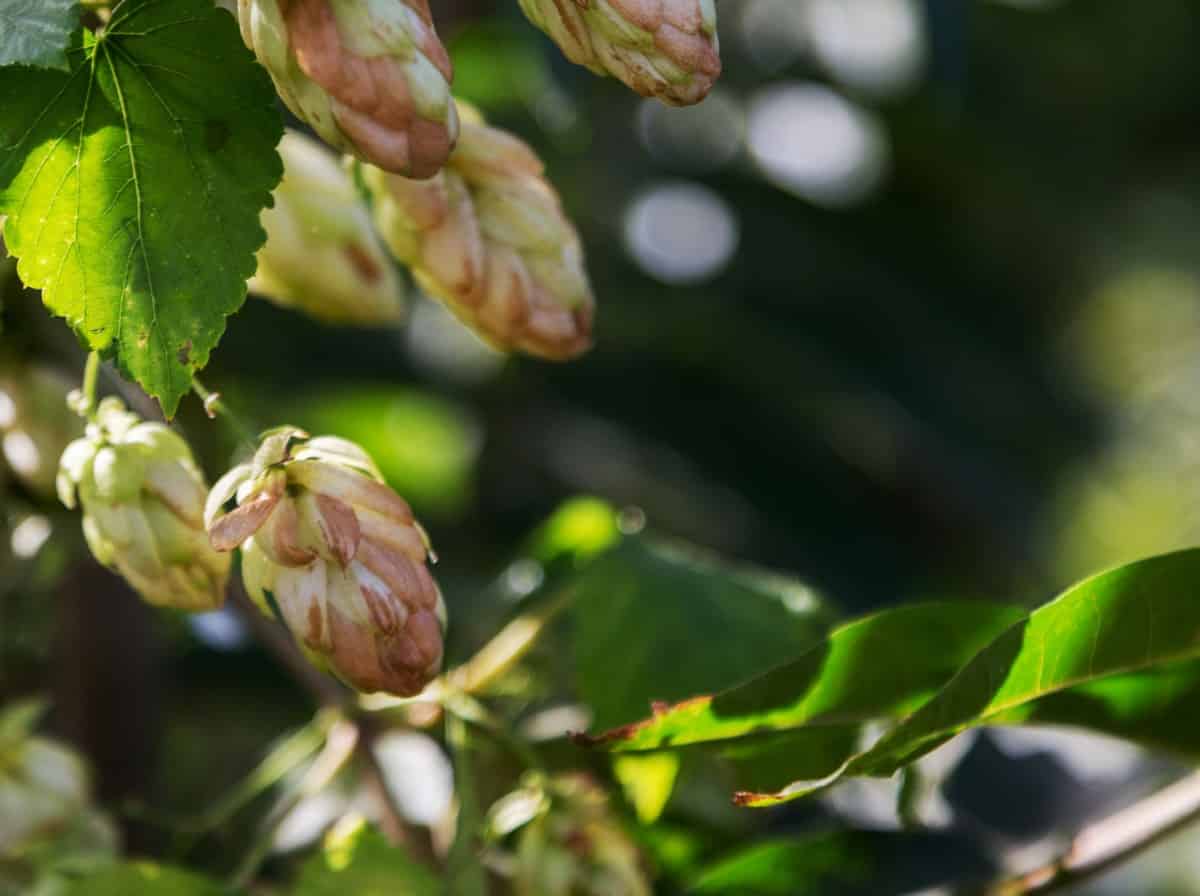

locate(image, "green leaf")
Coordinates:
746 548 1200 806
688 834 873 895
294 820 440 896
0 0 282 414
0 0 78 70
582 602 1022 753
572 536 835 731
613 753 680 824
61 862 230 895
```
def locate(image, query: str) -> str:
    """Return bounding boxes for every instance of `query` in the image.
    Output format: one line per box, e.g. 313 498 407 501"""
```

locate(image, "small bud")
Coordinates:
207 428 445 697
0 364 83 499
237 0 458 177
492 774 650 896
56 399 231 611
252 130 406 325
518 0 720 106
359 104 594 361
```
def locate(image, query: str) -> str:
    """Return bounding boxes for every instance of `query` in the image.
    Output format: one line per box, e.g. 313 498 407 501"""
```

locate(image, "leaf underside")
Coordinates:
0 0 78 70
0 0 282 414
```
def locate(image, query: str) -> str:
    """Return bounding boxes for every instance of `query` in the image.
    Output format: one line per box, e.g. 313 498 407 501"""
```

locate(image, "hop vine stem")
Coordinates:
974 770 1200 895
228 586 438 876
190 376 256 445
80 350 101 419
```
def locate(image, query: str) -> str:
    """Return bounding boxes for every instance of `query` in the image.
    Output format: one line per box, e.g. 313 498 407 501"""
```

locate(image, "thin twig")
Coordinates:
978 770 1200 895
231 719 360 888
228 587 435 867
191 375 256 445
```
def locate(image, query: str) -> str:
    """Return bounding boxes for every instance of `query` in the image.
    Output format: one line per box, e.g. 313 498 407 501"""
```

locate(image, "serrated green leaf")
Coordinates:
61 862 230 895
0 0 282 414
294 820 439 896
573 537 835 732
0 0 78 70
742 548 1200 806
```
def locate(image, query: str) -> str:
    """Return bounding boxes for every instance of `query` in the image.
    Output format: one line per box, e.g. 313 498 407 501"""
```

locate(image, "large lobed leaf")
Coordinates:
0 0 282 414
584 548 1200 808
0 0 77 70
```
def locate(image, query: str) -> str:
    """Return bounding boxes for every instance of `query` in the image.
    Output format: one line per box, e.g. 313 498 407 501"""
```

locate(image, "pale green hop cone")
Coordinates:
252 129 405 325
56 398 231 611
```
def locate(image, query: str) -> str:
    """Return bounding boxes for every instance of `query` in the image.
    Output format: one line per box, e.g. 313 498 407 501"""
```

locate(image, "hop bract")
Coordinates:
519 0 720 106
206 428 445 697
359 104 594 361
252 130 405 325
56 398 231 611
237 0 458 177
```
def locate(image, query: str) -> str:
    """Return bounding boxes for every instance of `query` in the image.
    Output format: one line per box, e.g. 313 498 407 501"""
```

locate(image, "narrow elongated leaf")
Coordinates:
743 548 1200 806
0 0 282 414
573 537 835 731
581 602 1022 752
0 0 77 70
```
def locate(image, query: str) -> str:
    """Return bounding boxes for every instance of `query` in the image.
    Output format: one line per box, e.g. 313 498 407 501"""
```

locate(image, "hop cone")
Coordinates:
238 0 458 177
56 398 231 611
519 0 720 106
253 130 405 325
207 428 445 697
359 104 594 361
491 774 650 896
0 364 82 499
0 702 117 864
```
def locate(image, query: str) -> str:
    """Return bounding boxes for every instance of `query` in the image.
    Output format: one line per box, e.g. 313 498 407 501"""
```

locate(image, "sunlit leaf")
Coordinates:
0 0 282 413
614 752 680 824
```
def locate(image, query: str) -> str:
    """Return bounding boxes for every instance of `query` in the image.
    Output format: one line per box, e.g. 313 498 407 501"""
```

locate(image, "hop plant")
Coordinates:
56 398 231 612
0 702 117 865
518 0 720 106
206 428 445 697
252 130 405 325
490 773 650 896
358 103 594 361
237 0 458 178
0 364 82 499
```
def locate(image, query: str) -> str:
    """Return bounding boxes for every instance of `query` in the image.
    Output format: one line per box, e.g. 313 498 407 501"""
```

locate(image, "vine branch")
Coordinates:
229 587 437 870
978 770 1200 895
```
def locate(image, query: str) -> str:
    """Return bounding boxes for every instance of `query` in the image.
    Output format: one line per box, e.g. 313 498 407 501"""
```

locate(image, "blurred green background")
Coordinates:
7 0 1200 892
